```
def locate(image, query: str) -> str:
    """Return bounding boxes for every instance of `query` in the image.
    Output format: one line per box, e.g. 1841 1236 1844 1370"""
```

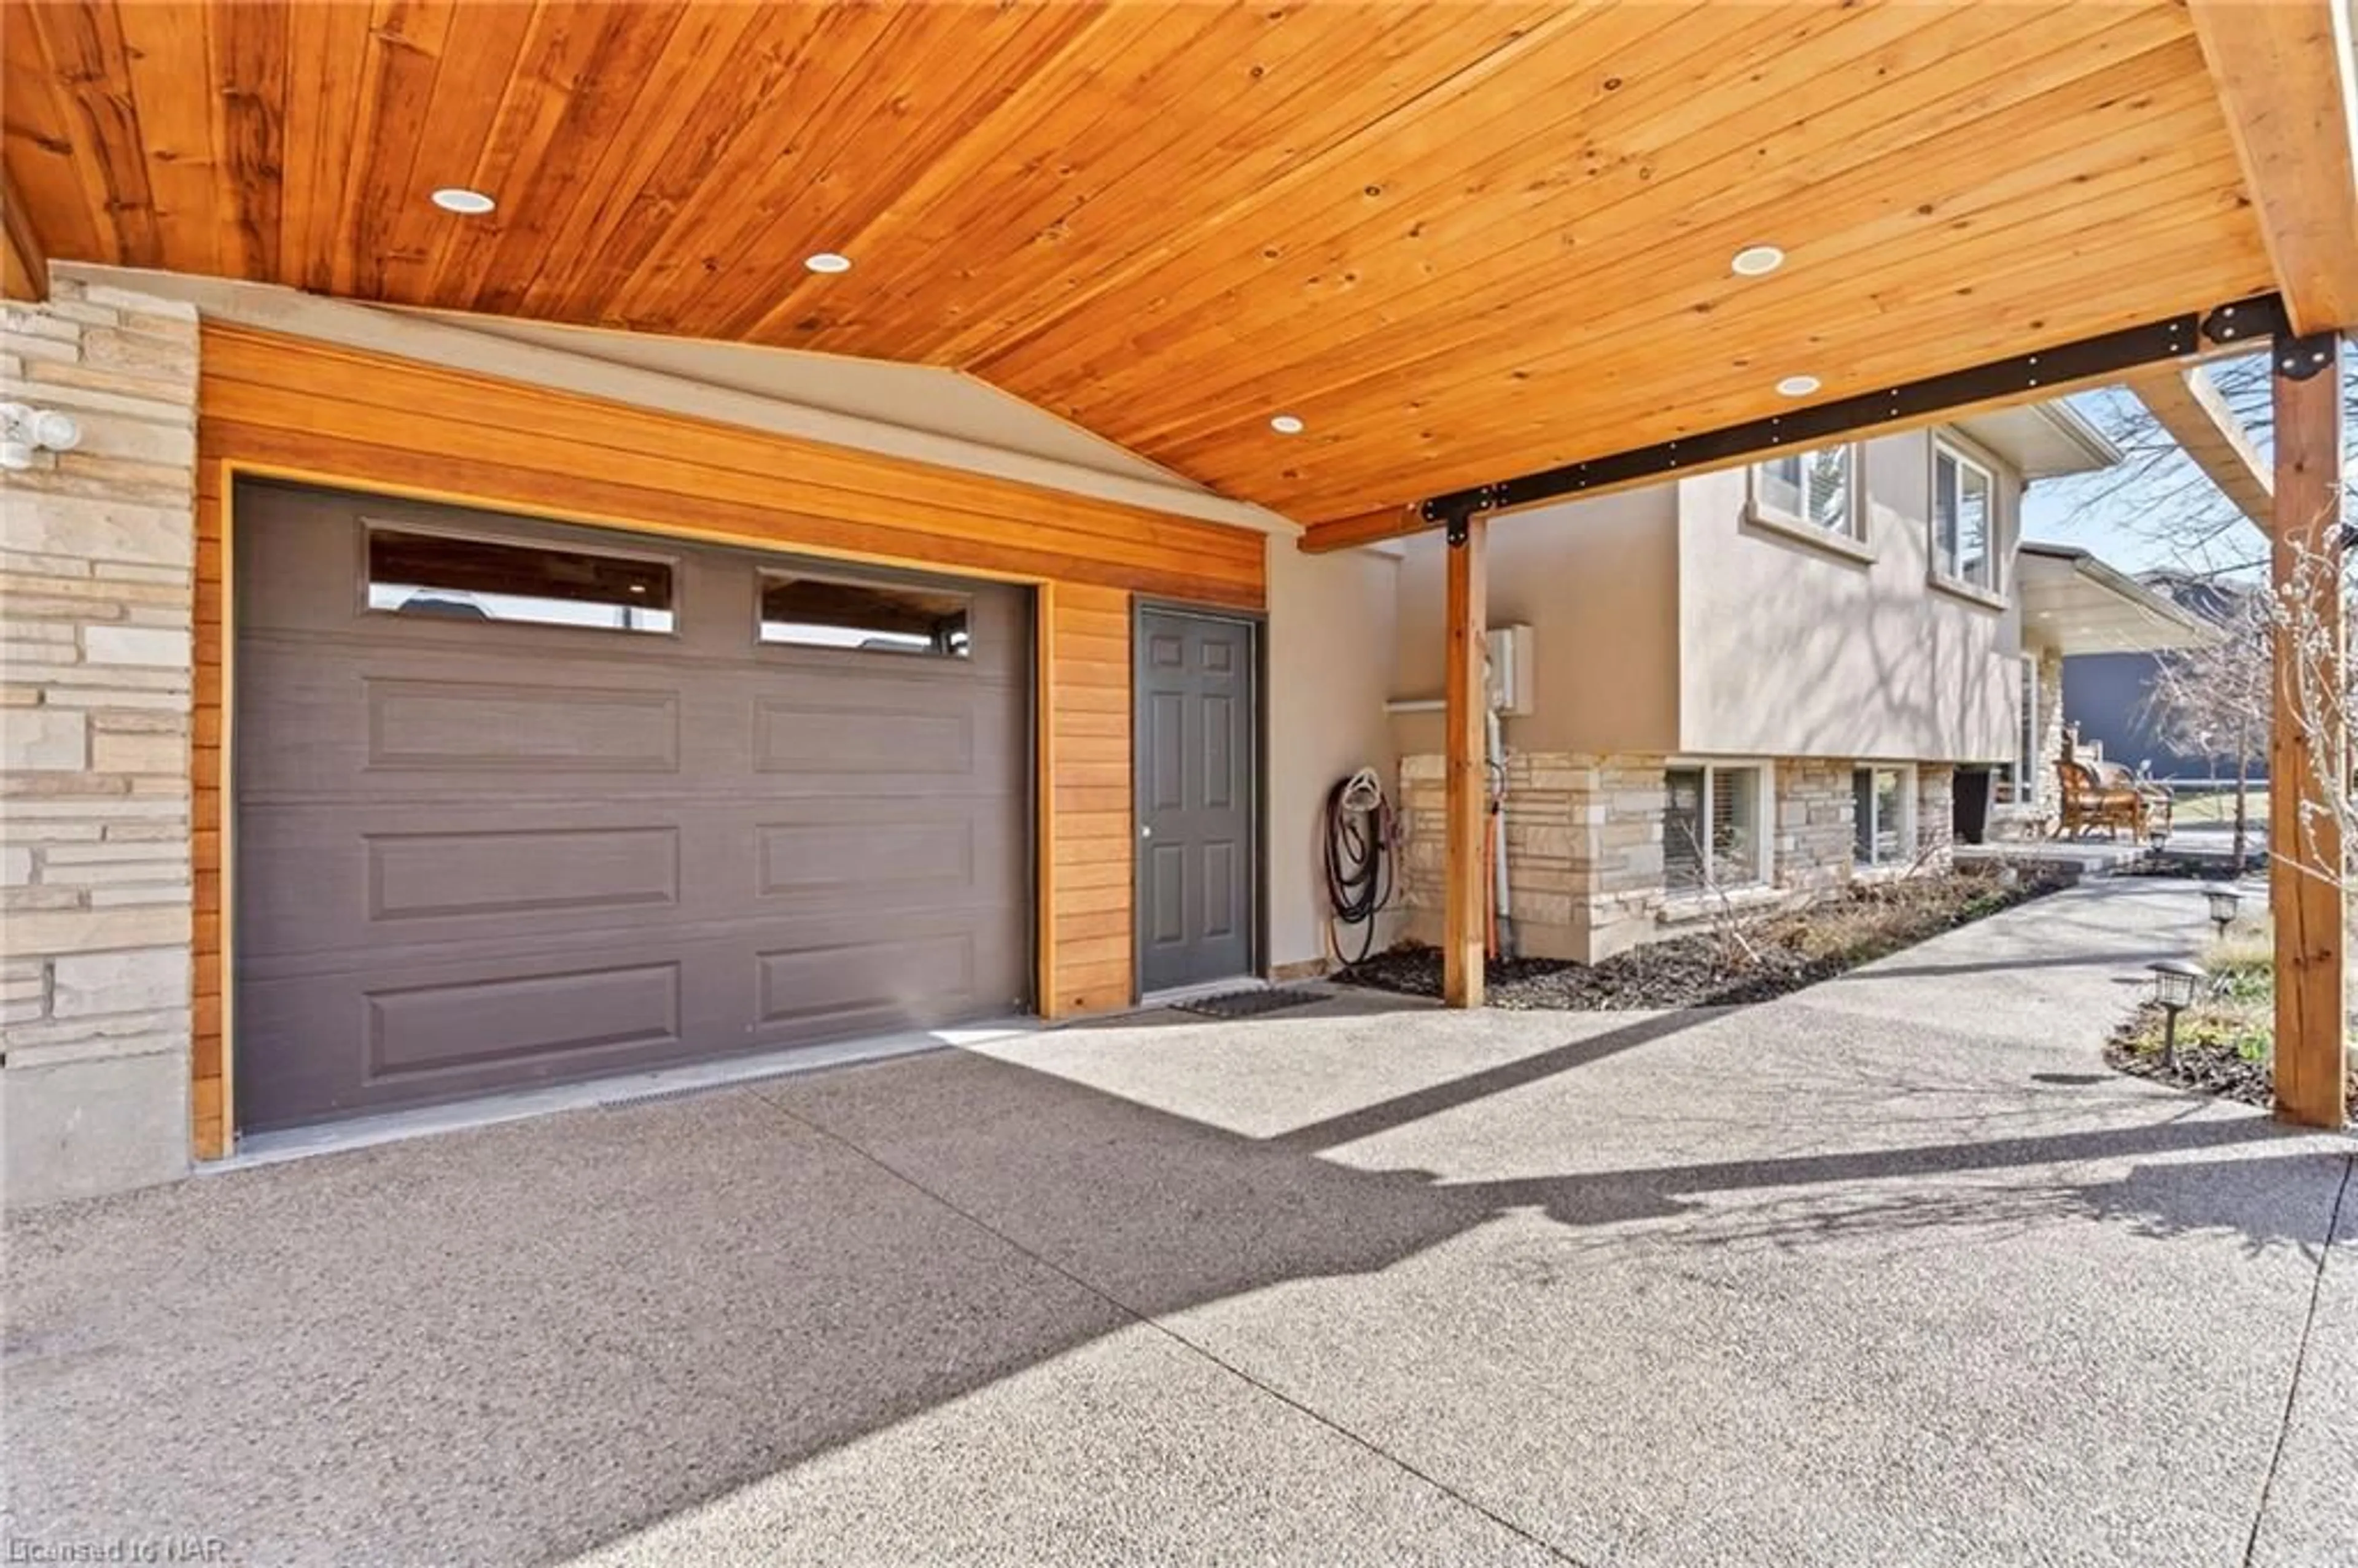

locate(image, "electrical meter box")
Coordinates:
1486 624 1533 716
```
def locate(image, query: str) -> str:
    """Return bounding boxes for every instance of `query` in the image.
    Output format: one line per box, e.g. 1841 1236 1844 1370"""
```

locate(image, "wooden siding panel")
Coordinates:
189 328 1245 1152
190 470 227 1157
1041 583 1134 1017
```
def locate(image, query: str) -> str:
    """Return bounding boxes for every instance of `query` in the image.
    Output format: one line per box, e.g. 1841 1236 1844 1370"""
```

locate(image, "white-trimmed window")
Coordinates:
1852 765 1916 867
1663 763 1770 891
2007 655 2041 805
1751 444 1862 541
1932 442 1998 591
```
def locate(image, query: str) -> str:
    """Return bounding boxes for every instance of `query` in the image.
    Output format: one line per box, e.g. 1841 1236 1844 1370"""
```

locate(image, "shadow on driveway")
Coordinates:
5 1009 2334 1567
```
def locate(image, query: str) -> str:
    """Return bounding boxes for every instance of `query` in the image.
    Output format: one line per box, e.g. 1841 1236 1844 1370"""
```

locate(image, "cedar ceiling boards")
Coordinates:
4 2 2281 528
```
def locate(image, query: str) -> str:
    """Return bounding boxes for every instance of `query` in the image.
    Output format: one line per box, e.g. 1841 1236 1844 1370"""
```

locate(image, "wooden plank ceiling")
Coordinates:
4 1 2278 528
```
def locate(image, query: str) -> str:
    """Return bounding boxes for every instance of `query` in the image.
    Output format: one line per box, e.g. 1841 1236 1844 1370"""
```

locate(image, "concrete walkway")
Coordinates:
5 880 2352 1567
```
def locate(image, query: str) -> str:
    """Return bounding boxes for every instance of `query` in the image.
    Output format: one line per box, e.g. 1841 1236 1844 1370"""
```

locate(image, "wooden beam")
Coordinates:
2124 363 2274 530
1297 298 2280 553
1301 504 1420 556
1299 361 2157 551
2187 0 2358 336
2 165 49 301
2267 329 2347 1130
1442 516 1487 1009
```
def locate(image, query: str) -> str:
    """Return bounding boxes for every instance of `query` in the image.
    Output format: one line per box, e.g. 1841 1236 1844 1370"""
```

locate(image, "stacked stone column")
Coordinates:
2 281 200 1205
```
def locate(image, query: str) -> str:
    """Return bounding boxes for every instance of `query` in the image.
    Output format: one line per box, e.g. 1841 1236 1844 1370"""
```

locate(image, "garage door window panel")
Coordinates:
760 571 971 658
366 526 677 634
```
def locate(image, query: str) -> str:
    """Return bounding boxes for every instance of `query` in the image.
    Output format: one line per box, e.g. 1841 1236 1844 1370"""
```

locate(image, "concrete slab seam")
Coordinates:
2243 1149 2356 1568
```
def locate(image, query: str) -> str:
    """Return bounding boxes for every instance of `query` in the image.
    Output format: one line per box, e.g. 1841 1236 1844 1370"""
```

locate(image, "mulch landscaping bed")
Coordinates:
2106 1003 2358 1117
1337 869 2070 1012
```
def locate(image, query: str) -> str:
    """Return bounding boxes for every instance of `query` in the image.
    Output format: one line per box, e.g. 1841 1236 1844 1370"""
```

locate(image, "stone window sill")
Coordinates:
1742 503 1877 565
1928 573 2007 613
1656 882 1786 924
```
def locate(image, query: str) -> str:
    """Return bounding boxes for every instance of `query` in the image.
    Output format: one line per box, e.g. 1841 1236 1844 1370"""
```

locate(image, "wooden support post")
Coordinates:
2 166 49 302
1443 513 1488 1008
2268 328 2348 1130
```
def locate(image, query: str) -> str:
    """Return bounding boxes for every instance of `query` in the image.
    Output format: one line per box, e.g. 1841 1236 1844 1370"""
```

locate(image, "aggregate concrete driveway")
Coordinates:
6 880 2353 1567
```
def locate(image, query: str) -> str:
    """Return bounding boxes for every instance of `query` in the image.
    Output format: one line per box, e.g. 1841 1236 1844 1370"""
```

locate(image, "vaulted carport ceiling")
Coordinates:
5 1 2345 528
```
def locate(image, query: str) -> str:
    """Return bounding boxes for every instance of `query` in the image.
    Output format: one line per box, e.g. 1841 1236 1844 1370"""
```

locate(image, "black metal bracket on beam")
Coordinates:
1426 486 1497 546
1411 292 2291 524
2274 330 2338 382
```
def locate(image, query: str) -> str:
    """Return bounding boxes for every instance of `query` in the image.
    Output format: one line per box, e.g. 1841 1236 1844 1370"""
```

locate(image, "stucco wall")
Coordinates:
1385 430 2021 767
1264 542 1402 973
1389 486 1681 759
1675 429 2020 764
1 281 200 1206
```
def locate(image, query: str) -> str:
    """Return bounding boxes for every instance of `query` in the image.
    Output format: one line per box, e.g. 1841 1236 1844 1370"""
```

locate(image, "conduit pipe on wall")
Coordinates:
1487 705 1516 961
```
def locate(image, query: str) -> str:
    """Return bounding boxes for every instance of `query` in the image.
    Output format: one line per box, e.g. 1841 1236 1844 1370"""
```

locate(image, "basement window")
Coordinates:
1932 443 1998 592
1751 444 1862 540
365 527 675 633
758 571 971 658
1664 763 1768 892
1852 765 1915 867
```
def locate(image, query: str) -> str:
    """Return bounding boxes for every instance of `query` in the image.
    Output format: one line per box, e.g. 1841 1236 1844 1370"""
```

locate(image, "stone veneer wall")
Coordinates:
1775 760 1854 892
1397 752 1667 963
1400 750 1975 968
2034 647 2066 804
1 279 200 1206
1915 763 1957 861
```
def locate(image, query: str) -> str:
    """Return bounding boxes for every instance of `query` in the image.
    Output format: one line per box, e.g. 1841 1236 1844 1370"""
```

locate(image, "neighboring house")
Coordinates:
1387 409 2216 965
2060 574 2263 785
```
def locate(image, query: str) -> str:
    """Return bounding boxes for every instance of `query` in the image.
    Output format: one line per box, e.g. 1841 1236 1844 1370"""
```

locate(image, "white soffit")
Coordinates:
55 263 1296 535
1951 400 2122 481
2017 545 2219 656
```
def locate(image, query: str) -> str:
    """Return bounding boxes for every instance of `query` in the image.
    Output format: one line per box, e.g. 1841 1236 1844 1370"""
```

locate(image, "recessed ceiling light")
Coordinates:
1730 244 1786 277
1269 414 1305 435
430 187 496 215
1775 374 1821 398
804 252 853 274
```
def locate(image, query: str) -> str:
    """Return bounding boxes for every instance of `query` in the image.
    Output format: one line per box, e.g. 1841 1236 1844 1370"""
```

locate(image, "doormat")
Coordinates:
1169 988 1323 1020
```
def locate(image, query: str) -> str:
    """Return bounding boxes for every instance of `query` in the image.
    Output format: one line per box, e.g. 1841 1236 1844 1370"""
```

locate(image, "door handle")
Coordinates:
1140 825 1153 839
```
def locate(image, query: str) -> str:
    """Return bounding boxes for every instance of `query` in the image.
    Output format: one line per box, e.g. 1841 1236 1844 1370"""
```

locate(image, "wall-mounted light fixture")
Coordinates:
0 402 82 471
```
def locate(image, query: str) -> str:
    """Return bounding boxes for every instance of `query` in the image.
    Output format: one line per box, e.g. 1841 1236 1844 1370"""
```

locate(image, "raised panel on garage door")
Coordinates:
232 480 1030 1133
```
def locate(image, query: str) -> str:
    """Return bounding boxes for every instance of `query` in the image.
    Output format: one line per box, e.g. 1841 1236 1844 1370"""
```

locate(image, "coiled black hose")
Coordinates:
1323 771 1395 968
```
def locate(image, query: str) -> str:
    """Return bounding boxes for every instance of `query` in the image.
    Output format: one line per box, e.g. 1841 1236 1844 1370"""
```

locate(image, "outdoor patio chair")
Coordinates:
2095 760 2174 840
2054 758 2147 840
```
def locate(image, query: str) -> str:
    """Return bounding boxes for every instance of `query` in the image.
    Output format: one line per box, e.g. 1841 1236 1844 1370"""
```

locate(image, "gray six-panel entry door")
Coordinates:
232 479 1031 1133
1135 607 1258 993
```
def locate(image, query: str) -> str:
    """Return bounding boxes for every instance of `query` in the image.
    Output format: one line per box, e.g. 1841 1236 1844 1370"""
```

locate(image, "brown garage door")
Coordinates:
233 481 1031 1133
